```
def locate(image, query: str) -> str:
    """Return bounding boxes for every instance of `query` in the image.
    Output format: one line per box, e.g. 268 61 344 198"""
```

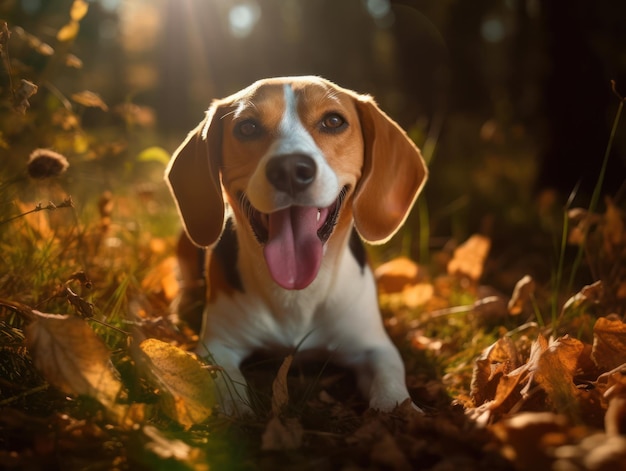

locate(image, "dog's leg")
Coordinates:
172 232 206 333
327 263 421 412
349 342 422 412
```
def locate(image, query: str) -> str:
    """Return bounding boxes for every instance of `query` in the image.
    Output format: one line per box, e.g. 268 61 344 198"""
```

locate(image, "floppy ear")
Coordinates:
165 104 225 247
352 96 428 244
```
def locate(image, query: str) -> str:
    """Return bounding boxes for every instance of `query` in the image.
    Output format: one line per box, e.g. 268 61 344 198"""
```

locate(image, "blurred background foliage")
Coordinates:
1 0 625 289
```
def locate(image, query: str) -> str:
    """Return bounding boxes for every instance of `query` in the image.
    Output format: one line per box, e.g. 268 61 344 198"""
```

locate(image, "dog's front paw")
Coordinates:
368 392 423 414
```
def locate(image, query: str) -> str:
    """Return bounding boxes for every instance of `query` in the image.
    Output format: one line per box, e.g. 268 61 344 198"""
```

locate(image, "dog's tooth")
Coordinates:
317 210 321 222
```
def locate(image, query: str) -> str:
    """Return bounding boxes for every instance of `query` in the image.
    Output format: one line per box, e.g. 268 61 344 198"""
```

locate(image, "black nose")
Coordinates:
266 154 317 195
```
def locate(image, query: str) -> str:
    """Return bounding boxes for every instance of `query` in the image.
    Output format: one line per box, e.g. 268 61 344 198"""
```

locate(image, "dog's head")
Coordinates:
165 76 427 289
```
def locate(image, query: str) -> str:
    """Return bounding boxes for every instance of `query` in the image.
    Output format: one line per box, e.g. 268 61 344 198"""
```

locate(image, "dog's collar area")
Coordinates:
239 186 348 246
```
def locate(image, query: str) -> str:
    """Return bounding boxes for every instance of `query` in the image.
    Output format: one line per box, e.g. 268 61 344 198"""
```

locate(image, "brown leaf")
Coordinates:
470 336 521 406
508 275 535 315
71 90 108 111
375 257 421 293
492 412 569 471
25 311 124 416
401 283 434 308
141 256 180 302
447 234 491 281
554 433 626 471
261 416 303 451
12 26 54 56
271 355 293 415
65 53 83 68
592 317 626 370
561 281 603 317
603 197 625 257
370 432 412 471
13 79 38 114
139 338 216 429
533 336 583 419
567 207 600 246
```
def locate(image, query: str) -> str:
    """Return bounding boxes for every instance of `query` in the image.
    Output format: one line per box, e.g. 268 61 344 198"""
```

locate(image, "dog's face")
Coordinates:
166 76 427 290
221 78 363 214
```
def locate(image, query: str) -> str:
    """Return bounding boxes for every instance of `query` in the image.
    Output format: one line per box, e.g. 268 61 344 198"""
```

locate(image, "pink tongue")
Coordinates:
263 206 323 290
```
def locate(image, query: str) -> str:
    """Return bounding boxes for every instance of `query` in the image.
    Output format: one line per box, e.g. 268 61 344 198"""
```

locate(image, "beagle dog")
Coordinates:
165 76 427 415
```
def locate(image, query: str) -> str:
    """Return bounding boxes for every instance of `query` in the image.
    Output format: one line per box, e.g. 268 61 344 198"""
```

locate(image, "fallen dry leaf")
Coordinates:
532 336 584 420
260 355 304 450
602 197 625 257
15 200 53 239
447 234 491 281
375 257 421 294
561 280 603 316
139 338 215 429
468 336 528 425
592 317 626 370
470 336 521 406
471 334 586 423
69 0 89 21
57 21 79 42
261 416 303 451
492 412 569 471
143 424 191 460
12 79 38 114
508 275 535 316
71 90 109 111
554 433 626 471
271 355 293 415
141 256 180 302
25 311 124 417
369 431 412 471
598 364 626 435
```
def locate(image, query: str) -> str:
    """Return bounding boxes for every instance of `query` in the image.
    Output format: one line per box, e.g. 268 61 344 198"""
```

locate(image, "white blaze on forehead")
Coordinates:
245 83 340 213
273 84 320 156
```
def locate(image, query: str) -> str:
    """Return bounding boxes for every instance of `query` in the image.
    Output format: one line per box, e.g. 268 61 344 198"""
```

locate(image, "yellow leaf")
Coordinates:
70 0 89 22
57 21 79 42
15 200 53 239
137 146 171 166
25 311 124 417
401 283 434 308
141 256 180 301
447 234 491 281
375 257 420 294
139 338 215 429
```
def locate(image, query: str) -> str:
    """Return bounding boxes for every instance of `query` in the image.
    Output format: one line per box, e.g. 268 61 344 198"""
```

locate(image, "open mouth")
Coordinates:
239 186 348 246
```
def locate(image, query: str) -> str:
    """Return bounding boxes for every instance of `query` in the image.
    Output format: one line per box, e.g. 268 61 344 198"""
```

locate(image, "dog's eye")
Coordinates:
235 119 261 139
320 113 347 133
